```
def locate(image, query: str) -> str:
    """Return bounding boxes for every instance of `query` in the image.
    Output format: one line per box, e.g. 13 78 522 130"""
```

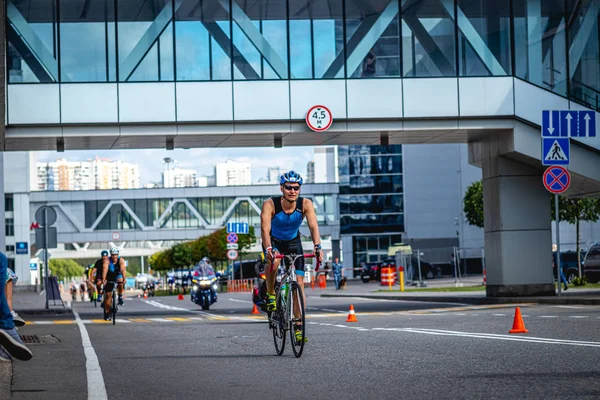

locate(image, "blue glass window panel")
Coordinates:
457 0 512 77
262 20 288 79
107 22 117 81
175 21 210 81
159 22 175 81
313 20 339 78
233 21 262 79
129 42 159 81
60 22 107 82
289 20 312 78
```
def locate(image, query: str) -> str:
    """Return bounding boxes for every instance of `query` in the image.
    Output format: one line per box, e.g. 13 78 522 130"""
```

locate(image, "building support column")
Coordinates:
482 155 554 296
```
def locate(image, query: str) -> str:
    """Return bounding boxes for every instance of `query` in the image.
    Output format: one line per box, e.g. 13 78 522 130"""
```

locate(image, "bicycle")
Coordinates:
268 252 320 358
104 281 119 325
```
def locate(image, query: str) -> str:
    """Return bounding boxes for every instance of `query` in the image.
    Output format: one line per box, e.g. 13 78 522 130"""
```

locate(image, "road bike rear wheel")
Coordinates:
289 282 305 358
272 288 286 356
112 290 117 325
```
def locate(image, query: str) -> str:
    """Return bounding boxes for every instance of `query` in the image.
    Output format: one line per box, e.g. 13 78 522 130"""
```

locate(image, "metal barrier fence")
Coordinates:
394 246 485 286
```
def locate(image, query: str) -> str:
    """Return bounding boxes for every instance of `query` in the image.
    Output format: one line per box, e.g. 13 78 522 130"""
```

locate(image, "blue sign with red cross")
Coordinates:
543 166 570 194
227 233 238 244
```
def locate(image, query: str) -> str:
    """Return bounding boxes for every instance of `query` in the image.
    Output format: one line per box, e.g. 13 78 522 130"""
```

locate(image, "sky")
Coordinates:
35 146 316 185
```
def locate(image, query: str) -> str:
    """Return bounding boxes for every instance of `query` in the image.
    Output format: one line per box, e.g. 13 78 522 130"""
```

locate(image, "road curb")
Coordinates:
321 293 600 305
0 361 12 399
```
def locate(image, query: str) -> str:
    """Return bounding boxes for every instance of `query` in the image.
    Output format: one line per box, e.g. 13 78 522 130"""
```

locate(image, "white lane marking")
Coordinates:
146 318 173 322
333 324 348 328
493 314 507 316
30 321 54 325
229 299 252 304
73 311 107 400
539 316 558 318
555 305 587 309
569 316 588 319
398 328 600 348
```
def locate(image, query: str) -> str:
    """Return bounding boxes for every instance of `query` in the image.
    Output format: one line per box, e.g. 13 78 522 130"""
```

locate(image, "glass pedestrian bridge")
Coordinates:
5 0 599 148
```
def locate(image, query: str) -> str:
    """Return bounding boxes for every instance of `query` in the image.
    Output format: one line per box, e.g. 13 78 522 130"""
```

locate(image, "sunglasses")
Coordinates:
284 185 301 191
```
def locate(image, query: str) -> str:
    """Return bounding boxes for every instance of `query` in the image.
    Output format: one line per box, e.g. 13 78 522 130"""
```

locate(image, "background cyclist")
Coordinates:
94 250 109 304
260 170 323 343
101 247 127 321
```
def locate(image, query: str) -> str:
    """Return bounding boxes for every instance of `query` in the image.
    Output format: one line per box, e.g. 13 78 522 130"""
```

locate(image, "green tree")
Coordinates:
49 259 84 280
463 180 484 228
172 242 193 269
551 197 600 278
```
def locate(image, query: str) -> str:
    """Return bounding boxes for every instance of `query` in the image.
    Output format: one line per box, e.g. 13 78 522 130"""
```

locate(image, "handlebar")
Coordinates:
274 253 321 271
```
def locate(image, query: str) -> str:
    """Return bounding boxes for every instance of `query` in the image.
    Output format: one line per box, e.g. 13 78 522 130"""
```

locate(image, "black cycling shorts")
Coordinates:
268 235 305 276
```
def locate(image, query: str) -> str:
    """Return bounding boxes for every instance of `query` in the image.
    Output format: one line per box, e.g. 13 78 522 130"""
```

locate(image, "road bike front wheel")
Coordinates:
112 291 117 325
289 282 306 358
272 288 286 356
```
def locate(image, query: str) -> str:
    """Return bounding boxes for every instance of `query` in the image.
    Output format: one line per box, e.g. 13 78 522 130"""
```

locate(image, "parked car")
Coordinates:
552 250 585 283
583 243 600 283
363 257 440 282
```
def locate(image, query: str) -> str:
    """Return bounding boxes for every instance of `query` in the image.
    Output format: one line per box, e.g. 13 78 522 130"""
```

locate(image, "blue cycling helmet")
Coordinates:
279 170 303 186
101 250 109 257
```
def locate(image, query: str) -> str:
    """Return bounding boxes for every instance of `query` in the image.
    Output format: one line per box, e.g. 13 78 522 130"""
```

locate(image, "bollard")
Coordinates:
399 270 405 292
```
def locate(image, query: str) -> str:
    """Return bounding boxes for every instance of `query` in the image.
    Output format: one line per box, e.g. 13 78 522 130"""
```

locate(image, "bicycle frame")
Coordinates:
270 253 320 328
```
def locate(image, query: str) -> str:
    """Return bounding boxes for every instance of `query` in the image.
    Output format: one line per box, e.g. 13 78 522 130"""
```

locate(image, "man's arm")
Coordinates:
260 199 274 251
102 259 109 281
303 199 322 259
120 259 127 280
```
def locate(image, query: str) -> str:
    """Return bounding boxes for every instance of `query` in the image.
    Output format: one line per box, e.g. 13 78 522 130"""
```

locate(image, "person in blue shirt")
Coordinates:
261 171 323 343
332 257 343 290
0 251 33 362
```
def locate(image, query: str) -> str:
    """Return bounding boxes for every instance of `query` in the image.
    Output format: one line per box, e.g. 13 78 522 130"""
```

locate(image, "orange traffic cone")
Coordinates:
178 293 184 300
251 303 260 315
346 305 358 322
509 307 528 334
143 293 147 299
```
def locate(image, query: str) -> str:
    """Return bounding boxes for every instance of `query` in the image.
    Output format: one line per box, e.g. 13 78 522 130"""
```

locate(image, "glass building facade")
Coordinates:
83 194 336 231
339 145 403 265
7 0 600 110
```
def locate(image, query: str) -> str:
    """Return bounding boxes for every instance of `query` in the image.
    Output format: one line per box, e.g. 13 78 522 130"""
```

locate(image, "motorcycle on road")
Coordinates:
190 263 218 310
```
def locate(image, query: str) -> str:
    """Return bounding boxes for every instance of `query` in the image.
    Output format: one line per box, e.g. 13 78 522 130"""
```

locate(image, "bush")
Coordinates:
571 276 588 286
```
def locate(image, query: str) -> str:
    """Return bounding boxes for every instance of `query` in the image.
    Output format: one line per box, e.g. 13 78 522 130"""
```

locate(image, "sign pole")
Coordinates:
555 194 562 297
44 209 50 309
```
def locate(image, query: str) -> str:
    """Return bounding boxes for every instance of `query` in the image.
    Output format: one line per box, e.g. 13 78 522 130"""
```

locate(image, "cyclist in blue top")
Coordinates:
261 171 323 341
101 246 127 321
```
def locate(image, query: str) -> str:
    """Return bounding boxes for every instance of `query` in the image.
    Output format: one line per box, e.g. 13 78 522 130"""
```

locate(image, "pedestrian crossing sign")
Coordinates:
542 137 570 166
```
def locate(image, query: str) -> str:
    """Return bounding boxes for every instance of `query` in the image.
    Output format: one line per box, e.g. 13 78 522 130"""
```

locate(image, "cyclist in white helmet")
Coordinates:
101 246 127 321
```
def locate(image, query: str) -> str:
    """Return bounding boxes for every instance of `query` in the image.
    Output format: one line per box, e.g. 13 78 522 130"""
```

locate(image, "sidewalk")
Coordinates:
321 277 600 305
12 290 73 316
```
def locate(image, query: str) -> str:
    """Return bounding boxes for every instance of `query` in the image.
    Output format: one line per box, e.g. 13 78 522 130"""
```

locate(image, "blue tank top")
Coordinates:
270 196 304 241
108 258 120 273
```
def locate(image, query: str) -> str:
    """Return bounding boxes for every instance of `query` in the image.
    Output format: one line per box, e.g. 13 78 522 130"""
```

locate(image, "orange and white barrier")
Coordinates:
227 279 253 293
380 267 397 286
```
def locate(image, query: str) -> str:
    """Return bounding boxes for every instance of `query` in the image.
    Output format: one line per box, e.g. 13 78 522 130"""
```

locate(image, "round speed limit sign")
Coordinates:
306 105 333 132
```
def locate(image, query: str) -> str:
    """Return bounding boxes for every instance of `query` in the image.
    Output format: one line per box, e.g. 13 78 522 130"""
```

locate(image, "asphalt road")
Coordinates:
8 291 600 400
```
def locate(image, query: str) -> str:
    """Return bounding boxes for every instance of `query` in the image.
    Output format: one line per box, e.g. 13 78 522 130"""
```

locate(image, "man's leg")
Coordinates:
264 258 281 312
104 283 113 319
117 277 124 305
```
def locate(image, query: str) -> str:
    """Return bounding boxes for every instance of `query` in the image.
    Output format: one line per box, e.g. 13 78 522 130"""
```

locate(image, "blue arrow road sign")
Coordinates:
542 110 560 137
227 222 249 234
543 110 597 137
560 111 576 138
577 111 596 137
542 138 570 166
